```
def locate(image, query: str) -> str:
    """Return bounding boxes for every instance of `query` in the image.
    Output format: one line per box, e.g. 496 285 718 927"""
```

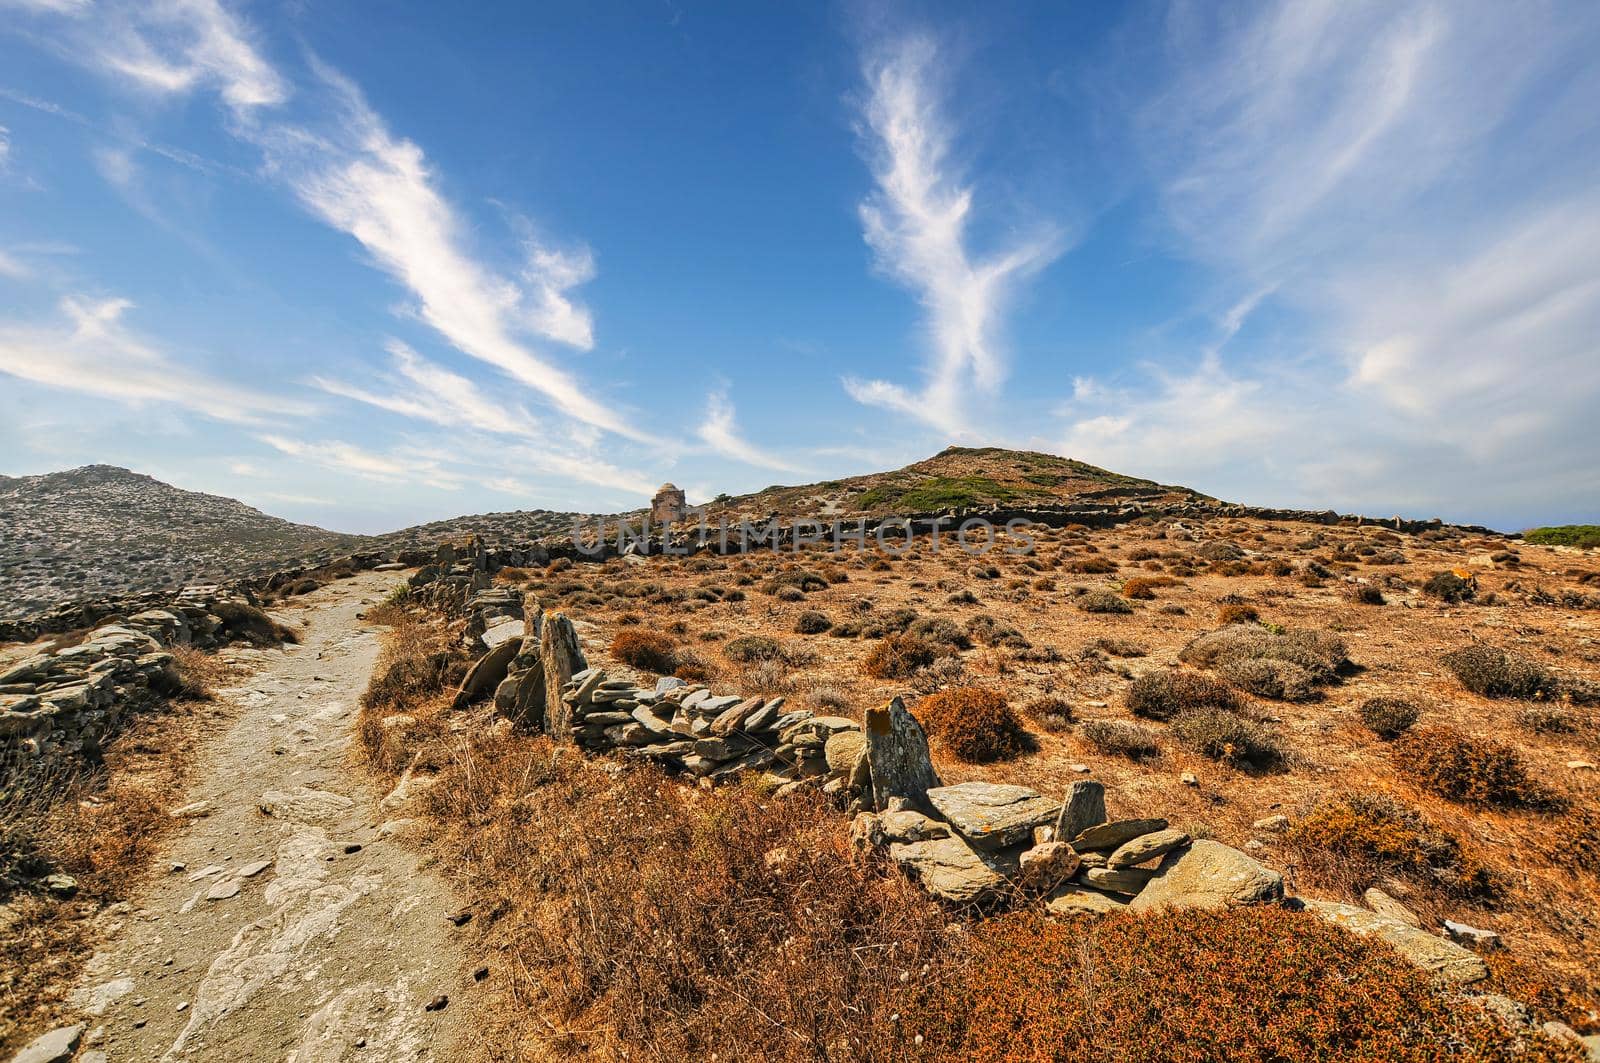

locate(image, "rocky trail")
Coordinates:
51 571 472 1063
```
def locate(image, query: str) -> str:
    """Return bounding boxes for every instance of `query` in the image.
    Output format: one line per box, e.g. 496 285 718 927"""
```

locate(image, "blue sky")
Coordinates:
2 1 1597 533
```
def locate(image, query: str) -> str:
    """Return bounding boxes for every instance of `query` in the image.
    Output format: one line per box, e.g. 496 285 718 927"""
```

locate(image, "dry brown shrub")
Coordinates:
419 733 949 1060
1285 791 1494 900
609 629 679 673
862 633 938 679
905 909 1579 1062
916 687 1033 763
359 614 468 716
1216 602 1260 624
1392 726 1560 810
1125 668 1241 721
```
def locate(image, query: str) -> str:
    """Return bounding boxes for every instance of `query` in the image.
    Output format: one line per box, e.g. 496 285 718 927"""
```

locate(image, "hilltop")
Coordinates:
697 446 1211 521
0 465 364 615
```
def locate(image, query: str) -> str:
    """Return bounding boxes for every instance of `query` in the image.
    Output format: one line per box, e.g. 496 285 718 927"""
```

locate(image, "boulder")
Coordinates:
1071 817 1168 852
1054 780 1107 841
864 696 940 812
1045 883 1129 917
889 837 1015 905
1107 828 1191 868
1126 839 1284 913
1016 842 1081 892
927 782 1061 852
879 809 949 843
1304 900 1488 984
824 730 867 777
11 1023 85 1063
452 638 521 710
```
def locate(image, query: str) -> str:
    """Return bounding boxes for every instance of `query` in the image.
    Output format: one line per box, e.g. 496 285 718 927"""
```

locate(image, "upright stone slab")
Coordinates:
864 696 940 812
1055 780 1107 841
540 611 587 741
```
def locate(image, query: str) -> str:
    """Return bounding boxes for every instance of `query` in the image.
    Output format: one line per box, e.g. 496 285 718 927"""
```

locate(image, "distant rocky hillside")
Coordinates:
0 466 365 617
697 446 1212 522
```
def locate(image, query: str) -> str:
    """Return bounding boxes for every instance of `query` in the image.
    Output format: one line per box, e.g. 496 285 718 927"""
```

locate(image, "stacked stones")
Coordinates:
557 669 868 791
407 538 491 614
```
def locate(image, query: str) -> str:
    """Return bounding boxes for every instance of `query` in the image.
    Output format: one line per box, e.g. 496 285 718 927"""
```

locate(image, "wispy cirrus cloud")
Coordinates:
0 295 312 424
844 34 1061 435
695 386 809 475
310 340 535 438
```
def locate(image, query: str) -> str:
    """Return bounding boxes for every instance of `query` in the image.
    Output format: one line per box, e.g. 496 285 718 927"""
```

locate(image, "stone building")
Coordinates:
650 482 687 525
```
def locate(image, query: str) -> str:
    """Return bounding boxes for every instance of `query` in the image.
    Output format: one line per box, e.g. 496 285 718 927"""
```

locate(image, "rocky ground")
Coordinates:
21 571 478 1062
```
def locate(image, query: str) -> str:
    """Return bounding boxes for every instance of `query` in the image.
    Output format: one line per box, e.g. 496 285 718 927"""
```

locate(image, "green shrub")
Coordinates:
1524 525 1600 548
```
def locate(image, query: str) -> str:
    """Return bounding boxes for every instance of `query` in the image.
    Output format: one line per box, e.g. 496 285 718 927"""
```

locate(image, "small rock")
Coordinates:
169 801 211 819
10 1023 84 1063
424 994 449 1012
1016 842 1081 892
205 880 240 901
1180 771 1198 787
44 874 78 897
1253 815 1290 832
1106 829 1190 868
1567 760 1596 772
237 860 272 878
1443 920 1502 950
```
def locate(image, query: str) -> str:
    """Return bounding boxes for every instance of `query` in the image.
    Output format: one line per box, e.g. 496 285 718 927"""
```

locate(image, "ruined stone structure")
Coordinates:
650 482 687 525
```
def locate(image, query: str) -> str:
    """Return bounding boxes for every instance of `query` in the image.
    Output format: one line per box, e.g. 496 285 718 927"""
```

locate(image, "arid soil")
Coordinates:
61 571 476 1061
512 513 1600 1019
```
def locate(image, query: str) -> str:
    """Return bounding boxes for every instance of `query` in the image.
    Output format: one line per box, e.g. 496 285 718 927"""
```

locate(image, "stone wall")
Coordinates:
434 577 1499 999
0 584 286 760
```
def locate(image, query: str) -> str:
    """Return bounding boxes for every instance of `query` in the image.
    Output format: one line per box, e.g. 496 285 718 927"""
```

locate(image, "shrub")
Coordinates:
1351 585 1387 605
1077 590 1133 614
1122 577 1160 599
793 610 832 635
1171 707 1284 770
964 614 1027 648
723 635 783 664
1360 697 1421 739
1180 625 1348 691
1063 557 1117 574
1424 571 1476 602
610 630 678 673
1392 726 1556 809
1218 658 1318 701
1441 645 1553 699
917 687 1033 763
1080 720 1160 760
906 908 1567 1063
1216 603 1260 625
1286 792 1492 898
673 648 716 682
762 569 829 595
1126 669 1241 721
862 634 939 680
1524 525 1600 548
1022 696 1074 732
907 616 972 651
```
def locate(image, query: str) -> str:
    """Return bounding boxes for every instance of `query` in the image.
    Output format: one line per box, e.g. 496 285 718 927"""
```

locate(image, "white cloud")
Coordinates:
0 296 313 424
255 67 642 441
310 340 535 438
846 34 1061 434
86 0 288 115
0 250 27 279
695 387 809 475
0 123 10 170
256 433 463 490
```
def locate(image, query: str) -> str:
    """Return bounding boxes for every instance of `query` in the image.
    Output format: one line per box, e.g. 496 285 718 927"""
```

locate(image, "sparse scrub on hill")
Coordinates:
1171 707 1284 769
793 610 832 634
1180 624 1348 700
905 908 1570 1063
1126 668 1241 721
610 630 679 673
1080 719 1160 760
1392 726 1559 810
1525 525 1600 549
1077 589 1133 614
1022 696 1074 732
862 633 939 679
917 687 1034 763
1216 602 1260 624
1286 792 1494 900
1360 697 1421 739
1424 571 1477 603
1442 645 1554 700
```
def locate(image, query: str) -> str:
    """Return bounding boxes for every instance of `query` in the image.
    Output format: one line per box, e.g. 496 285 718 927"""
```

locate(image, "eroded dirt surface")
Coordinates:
67 571 471 1062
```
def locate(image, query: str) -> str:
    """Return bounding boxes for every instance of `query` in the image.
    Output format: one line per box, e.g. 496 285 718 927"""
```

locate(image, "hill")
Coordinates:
697 446 1211 522
0 465 365 616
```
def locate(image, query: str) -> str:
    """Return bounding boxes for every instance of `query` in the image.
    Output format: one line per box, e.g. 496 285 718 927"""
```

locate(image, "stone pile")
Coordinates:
406 538 492 615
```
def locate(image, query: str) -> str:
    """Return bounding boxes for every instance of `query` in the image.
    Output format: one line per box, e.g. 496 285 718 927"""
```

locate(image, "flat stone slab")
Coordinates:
927 782 1061 852
1071 817 1168 852
889 837 1015 905
1304 900 1488 984
1045 883 1129 917
1079 865 1156 895
1127 840 1283 913
1107 828 1191 868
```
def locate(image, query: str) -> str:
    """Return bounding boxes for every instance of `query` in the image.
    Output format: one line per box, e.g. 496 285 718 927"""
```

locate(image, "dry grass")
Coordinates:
416 729 950 1060
0 695 208 1053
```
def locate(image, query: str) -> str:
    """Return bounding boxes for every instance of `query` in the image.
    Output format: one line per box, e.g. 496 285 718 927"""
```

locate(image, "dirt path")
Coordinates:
65 571 472 1062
